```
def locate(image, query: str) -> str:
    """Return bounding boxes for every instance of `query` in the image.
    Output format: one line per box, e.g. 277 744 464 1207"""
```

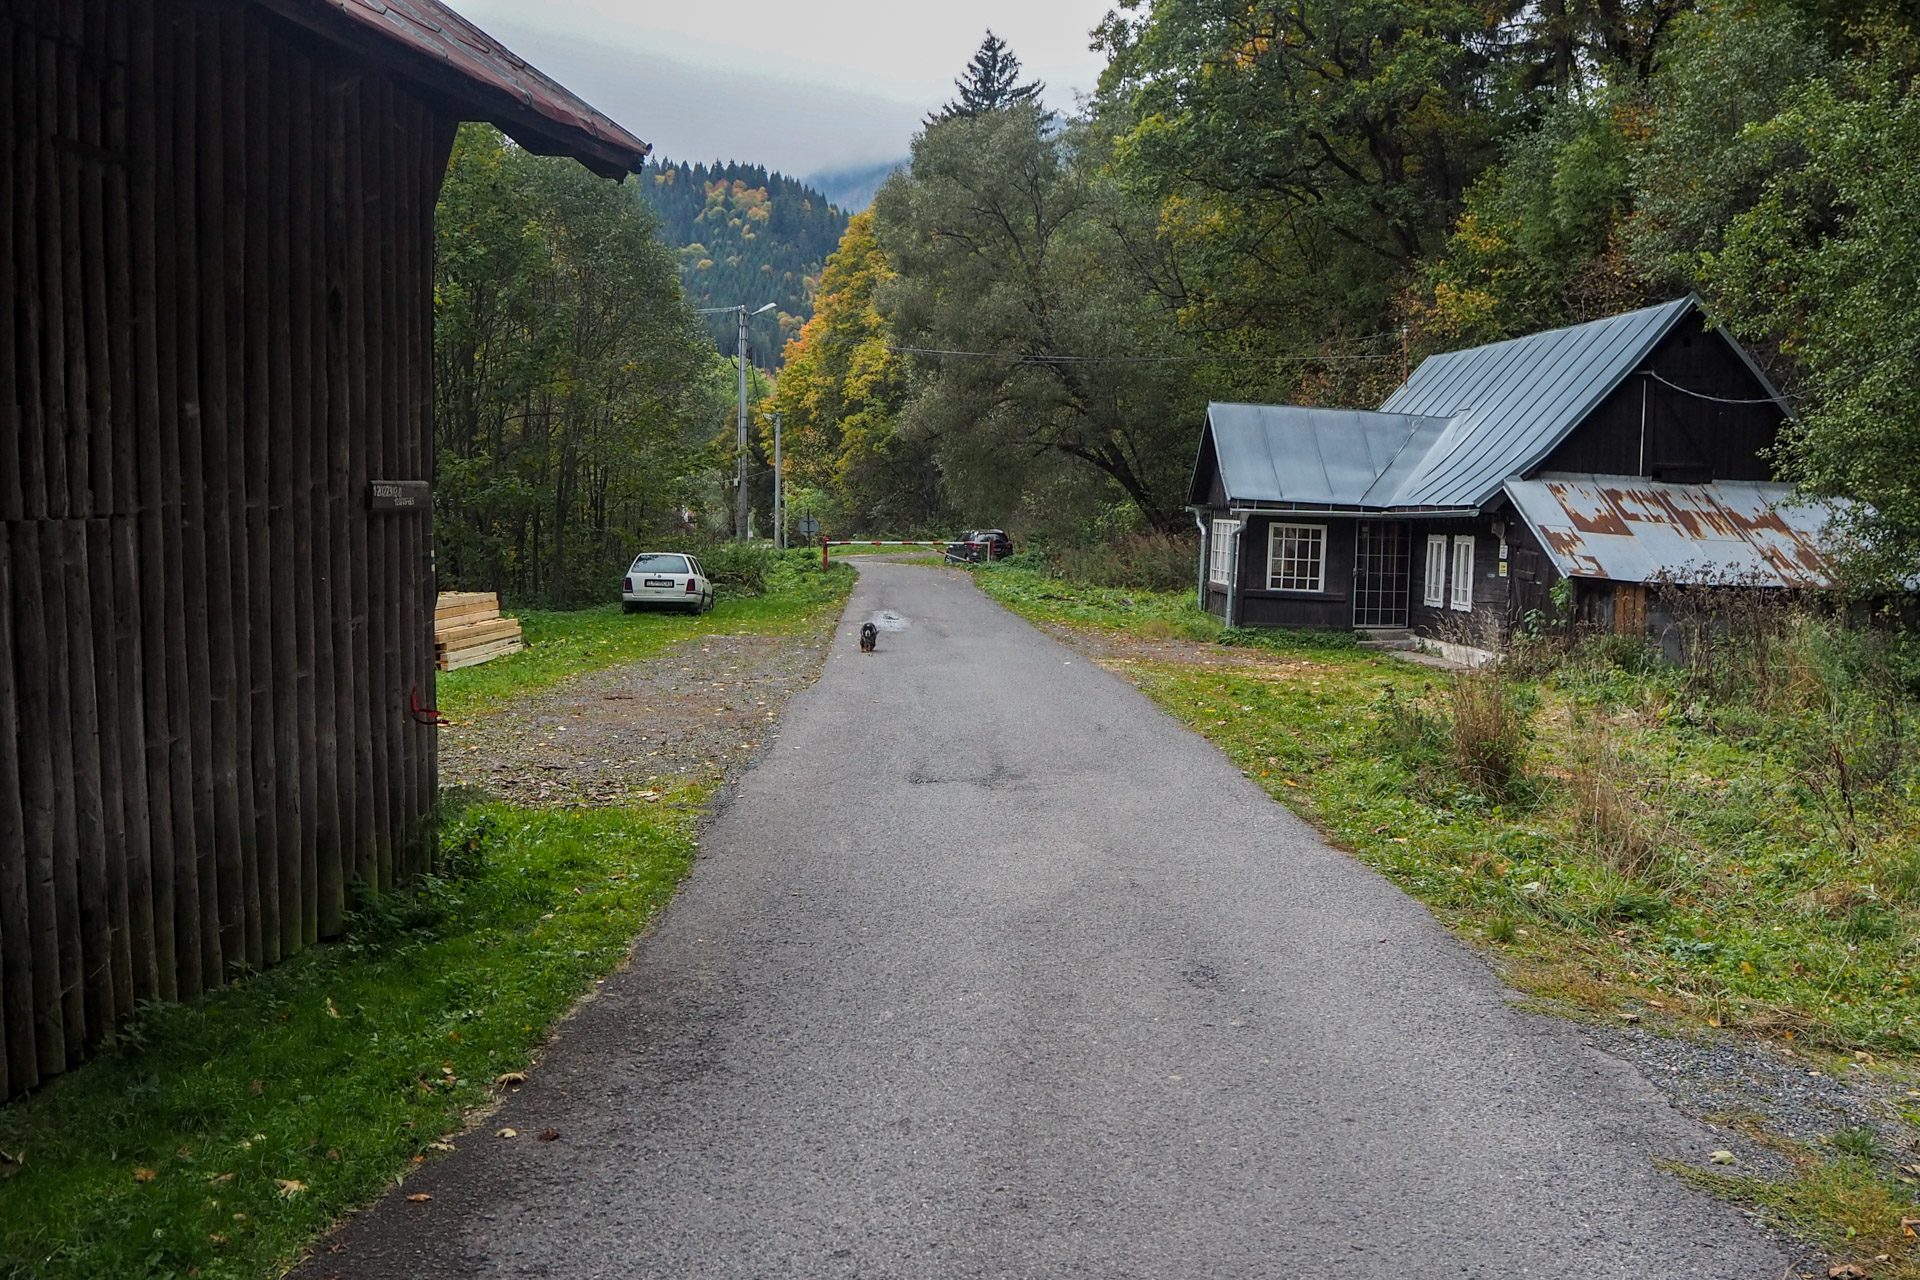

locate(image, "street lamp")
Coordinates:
699 301 777 540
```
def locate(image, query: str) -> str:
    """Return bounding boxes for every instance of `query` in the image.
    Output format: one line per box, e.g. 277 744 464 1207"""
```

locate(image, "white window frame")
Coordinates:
1423 534 1448 607
1267 523 1327 593
1449 535 1475 612
1208 518 1240 586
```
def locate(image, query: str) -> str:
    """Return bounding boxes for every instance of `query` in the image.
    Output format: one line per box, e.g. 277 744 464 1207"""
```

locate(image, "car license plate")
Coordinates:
644 578 674 588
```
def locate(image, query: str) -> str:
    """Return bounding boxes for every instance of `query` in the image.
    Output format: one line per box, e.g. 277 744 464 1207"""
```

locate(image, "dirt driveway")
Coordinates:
437 617 837 807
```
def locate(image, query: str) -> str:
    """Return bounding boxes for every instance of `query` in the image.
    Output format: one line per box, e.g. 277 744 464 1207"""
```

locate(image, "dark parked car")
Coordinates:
944 529 1012 563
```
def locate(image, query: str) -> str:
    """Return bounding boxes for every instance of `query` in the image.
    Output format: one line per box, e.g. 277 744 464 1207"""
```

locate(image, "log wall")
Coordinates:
0 0 452 1096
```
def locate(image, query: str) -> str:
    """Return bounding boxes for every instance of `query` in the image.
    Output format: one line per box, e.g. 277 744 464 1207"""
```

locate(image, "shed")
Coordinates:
0 0 648 1096
1188 298 1830 639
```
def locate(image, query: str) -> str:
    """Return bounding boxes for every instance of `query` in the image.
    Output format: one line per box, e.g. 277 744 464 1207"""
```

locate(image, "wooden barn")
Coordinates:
0 0 649 1096
1187 297 1841 650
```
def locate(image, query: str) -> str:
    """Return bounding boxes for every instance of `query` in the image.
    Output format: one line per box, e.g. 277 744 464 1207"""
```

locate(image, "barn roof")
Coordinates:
1193 404 1460 510
1503 474 1839 587
1379 297 1703 508
262 0 651 177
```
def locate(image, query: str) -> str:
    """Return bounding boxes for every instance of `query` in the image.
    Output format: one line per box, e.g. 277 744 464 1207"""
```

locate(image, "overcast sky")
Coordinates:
456 0 1116 177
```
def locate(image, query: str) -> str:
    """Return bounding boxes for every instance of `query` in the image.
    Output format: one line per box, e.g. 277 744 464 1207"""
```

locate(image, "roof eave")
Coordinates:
258 0 652 177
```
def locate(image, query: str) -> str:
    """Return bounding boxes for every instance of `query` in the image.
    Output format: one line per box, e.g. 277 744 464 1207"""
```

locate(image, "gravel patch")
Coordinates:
1585 1023 1920 1179
439 616 837 807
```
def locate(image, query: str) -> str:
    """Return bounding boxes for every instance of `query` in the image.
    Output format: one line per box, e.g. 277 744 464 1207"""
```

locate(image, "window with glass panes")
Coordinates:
1208 519 1239 584
1267 523 1326 592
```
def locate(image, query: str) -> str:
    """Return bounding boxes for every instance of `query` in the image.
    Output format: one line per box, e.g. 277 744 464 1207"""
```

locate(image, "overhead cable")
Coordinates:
1644 369 1795 405
883 345 1398 364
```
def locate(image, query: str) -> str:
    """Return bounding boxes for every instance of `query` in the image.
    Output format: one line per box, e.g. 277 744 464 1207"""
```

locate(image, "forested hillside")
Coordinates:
770 9 1920 583
640 161 849 369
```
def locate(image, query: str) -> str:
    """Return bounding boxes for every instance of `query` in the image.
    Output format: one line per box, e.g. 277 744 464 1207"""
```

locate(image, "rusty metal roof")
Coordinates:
275 0 651 176
1380 298 1699 509
1504 474 1841 587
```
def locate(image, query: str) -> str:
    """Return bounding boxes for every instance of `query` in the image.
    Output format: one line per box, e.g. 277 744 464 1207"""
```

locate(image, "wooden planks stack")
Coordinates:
434 592 524 670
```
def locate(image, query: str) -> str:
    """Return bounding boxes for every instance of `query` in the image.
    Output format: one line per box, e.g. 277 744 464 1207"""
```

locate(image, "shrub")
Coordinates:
699 541 776 595
1029 531 1199 594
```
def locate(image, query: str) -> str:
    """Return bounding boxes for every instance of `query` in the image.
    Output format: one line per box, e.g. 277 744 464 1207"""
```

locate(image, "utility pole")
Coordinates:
773 412 783 551
700 301 776 541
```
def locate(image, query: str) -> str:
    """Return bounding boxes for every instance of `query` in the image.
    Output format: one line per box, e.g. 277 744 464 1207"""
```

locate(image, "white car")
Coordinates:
622 552 714 614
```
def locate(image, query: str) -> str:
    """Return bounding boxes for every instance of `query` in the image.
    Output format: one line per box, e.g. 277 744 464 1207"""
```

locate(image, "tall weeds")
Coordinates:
1450 668 1530 801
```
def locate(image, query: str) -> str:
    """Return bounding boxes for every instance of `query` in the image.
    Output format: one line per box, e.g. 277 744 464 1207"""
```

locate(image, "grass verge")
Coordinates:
978 563 1920 1273
0 799 698 1280
441 552 853 721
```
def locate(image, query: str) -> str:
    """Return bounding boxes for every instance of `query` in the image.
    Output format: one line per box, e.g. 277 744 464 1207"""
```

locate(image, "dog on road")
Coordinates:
859 621 878 653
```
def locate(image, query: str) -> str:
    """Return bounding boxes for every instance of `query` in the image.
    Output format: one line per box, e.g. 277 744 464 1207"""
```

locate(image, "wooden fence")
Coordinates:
0 0 454 1096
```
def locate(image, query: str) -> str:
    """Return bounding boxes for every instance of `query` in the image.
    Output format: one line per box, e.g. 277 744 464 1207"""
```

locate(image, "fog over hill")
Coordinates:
804 160 906 214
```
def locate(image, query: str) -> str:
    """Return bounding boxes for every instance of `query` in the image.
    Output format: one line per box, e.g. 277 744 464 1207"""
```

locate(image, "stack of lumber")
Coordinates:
434 592 524 671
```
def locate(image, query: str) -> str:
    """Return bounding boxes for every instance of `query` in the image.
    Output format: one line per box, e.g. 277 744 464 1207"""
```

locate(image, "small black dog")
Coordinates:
859 621 878 653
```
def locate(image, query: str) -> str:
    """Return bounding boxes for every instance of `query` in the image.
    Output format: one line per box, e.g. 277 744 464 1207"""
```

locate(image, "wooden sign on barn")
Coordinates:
0 0 650 1096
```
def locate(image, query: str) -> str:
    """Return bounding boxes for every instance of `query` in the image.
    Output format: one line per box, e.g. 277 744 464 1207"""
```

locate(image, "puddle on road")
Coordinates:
867 610 911 632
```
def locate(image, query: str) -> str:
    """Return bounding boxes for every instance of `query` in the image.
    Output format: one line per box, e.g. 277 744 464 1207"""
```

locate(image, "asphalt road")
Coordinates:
302 561 1785 1279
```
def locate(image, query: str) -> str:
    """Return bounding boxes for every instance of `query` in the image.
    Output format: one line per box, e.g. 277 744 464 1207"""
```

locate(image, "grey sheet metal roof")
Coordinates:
1204 404 1459 509
1379 297 1698 508
1504 474 1840 586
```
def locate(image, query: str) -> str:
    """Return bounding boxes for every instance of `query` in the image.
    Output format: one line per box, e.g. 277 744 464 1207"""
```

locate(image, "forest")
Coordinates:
639 160 849 370
772 1 1920 588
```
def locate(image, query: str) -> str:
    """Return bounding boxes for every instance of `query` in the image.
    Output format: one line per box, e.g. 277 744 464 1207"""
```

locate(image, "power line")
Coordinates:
883 345 1400 364
1644 369 1794 405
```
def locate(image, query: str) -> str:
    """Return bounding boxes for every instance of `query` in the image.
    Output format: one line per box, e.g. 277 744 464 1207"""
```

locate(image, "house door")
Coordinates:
1353 522 1410 628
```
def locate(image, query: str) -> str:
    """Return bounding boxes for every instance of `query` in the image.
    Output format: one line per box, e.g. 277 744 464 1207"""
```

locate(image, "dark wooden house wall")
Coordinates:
1404 520 1508 639
0 0 454 1097
1536 327 1783 482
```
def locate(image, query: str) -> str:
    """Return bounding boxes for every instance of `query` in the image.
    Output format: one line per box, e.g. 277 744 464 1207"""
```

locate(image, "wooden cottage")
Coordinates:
1187 298 1839 647
0 0 649 1095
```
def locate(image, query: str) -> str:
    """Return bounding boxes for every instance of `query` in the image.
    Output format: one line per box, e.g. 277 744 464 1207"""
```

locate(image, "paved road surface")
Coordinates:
304 562 1784 1279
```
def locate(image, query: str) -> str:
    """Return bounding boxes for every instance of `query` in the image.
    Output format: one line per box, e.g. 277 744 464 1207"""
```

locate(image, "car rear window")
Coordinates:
630 554 690 573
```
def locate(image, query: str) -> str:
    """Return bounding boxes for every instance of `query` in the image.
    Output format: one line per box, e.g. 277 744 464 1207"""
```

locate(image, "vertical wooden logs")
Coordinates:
320 63 350 935
240 10 279 966
12 522 64 1075
0 524 33 1094
173 9 222 991
264 21 303 959
288 49 324 946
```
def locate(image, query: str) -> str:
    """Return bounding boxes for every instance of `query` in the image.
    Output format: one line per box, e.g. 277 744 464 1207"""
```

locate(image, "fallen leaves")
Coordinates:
1829 1265 1870 1279
537 1129 560 1142
406 1193 433 1203
495 1128 517 1139
133 1168 157 1183
495 1071 528 1087
1709 1150 1736 1165
276 1179 307 1198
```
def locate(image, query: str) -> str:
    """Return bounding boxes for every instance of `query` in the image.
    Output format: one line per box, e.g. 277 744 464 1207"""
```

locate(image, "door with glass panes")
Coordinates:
1352 522 1410 628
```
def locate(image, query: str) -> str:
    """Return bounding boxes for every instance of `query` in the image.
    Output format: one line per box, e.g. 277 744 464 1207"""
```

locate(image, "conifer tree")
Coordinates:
933 31 1044 121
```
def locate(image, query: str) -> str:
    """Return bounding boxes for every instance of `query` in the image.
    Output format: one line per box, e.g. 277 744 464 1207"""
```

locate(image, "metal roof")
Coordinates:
269 0 651 176
1379 297 1698 508
1201 404 1459 509
1504 474 1840 586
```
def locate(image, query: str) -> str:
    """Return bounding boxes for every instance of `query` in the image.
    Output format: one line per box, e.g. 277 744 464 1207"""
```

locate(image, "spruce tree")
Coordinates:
933 31 1044 122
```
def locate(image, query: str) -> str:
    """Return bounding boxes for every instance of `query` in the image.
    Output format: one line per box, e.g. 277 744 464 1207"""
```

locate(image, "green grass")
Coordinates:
978 562 1920 1271
0 799 700 1280
970 565 1223 640
441 554 853 720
